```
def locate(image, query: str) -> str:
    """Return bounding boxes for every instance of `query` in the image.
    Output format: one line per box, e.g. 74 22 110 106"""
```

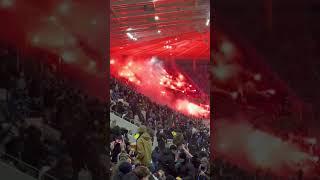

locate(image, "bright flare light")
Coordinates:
110 56 210 118
176 100 209 117
164 45 172 49
126 32 137 41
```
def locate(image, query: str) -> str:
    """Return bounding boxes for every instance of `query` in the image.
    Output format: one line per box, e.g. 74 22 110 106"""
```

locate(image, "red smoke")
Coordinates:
110 55 209 119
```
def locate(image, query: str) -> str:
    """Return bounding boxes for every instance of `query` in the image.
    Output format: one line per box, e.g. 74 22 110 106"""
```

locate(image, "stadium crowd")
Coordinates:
110 76 210 180
0 46 106 180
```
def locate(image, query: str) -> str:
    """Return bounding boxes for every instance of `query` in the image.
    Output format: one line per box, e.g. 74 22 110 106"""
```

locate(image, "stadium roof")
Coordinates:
110 0 210 60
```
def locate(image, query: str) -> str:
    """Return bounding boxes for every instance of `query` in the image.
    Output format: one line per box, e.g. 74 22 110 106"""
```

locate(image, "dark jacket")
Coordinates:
112 161 132 180
122 172 140 180
176 161 196 180
151 149 160 164
158 148 176 177
157 133 166 151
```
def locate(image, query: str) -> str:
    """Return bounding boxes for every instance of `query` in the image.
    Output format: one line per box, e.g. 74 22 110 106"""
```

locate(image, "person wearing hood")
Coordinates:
136 125 152 168
112 161 133 180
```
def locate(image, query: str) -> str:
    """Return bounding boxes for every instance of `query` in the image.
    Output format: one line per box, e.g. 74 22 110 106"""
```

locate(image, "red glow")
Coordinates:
109 0 209 120
111 31 209 60
110 56 209 119
176 99 210 118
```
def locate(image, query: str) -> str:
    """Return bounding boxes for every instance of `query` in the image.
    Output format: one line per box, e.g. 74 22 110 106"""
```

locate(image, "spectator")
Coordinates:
151 147 160 172
165 175 175 180
156 130 166 152
197 157 210 180
136 126 152 168
175 152 196 180
173 131 184 148
158 147 176 177
112 161 132 180
110 76 211 179
123 166 151 180
115 101 126 116
111 136 123 163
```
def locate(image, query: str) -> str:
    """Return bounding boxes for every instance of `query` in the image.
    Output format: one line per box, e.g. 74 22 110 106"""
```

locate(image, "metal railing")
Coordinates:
110 107 141 126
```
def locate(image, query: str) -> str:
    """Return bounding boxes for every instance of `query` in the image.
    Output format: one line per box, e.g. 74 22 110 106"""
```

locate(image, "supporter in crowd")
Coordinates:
151 147 160 172
197 157 210 180
175 152 195 180
110 75 210 180
112 161 132 180
158 146 176 177
123 165 151 180
156 129 166 152
136 126 152 168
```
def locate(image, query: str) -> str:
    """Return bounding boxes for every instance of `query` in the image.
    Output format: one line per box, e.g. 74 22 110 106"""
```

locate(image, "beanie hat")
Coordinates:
118 161 132 175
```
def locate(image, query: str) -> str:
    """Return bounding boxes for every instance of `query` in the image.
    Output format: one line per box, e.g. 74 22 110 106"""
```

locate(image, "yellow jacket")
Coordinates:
136 128 152 167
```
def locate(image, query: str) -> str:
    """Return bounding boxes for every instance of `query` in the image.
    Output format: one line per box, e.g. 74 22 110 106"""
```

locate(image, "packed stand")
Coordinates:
0 46 107 180
110 76 210 180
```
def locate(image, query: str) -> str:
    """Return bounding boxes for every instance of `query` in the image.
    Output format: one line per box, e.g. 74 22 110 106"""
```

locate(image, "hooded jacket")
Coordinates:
176 161 196 180
112 161 132 180
136 126 152 167
158 148 176 177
